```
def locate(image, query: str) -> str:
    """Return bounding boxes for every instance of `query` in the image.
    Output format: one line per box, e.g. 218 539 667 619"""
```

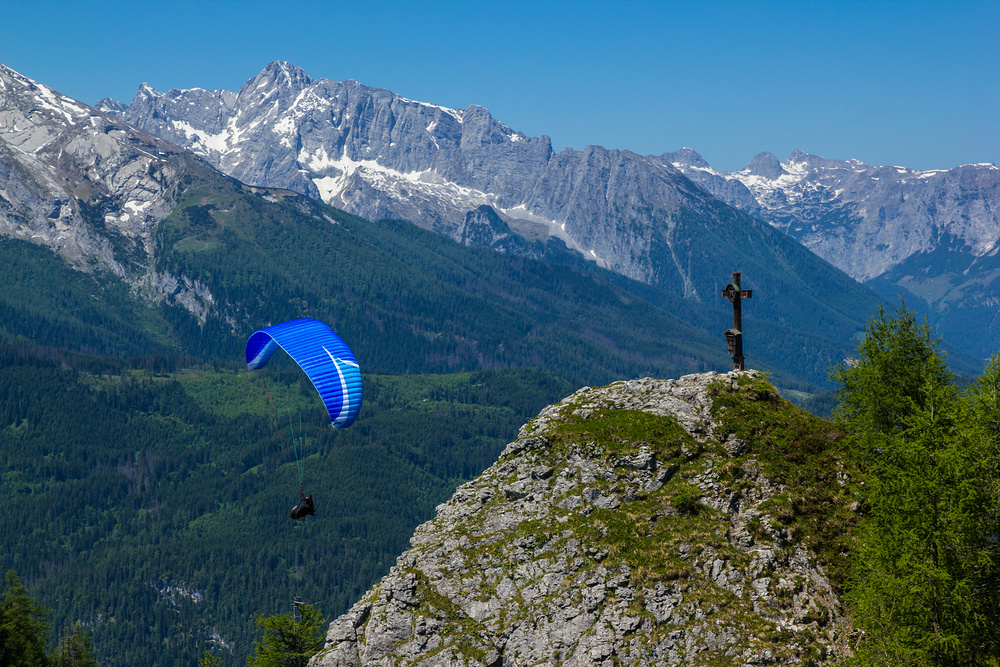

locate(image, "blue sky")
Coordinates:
3 0 996 172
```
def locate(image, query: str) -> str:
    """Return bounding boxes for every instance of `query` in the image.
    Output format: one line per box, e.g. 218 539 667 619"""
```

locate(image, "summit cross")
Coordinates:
721 272 753 371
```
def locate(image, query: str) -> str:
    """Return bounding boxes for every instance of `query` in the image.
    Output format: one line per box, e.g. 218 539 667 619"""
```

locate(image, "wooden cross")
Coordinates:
721 271 752 371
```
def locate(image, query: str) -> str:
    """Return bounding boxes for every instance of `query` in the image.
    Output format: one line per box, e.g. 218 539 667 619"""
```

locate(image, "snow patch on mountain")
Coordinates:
666 147 1000 357
170 119 234 154
398 97 465 123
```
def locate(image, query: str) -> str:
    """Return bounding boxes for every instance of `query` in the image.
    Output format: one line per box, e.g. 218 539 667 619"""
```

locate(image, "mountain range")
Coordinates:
0 60 990 666
96 61 999 361
1 61 902 390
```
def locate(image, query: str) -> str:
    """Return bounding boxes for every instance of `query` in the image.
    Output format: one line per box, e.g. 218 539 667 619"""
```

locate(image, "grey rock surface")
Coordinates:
671 149 1000 283
103 62 718 287
311 371 853 667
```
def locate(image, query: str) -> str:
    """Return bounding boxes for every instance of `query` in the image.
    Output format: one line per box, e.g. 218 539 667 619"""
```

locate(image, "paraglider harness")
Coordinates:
290 484 315 520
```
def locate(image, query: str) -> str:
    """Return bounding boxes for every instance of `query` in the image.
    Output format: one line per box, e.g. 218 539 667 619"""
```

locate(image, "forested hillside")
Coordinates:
0 343 572 666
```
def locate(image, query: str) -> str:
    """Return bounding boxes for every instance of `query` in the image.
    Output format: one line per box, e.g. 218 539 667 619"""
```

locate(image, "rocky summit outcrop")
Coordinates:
313 371 855 667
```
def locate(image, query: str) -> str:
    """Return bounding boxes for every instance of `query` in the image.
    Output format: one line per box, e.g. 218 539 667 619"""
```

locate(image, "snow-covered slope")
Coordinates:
0 64 221 318
668 149 999 282
1 64 176 269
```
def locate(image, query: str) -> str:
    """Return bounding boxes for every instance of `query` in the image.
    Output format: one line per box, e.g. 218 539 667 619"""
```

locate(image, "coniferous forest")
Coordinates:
0 342 572 666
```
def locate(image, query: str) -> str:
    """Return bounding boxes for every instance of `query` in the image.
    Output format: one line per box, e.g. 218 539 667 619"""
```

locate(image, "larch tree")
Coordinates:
833 303 999 666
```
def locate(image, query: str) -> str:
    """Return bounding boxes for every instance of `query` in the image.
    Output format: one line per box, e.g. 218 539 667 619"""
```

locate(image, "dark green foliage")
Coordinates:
247 605 325 667
833 304 1000 665
0 571 50 667
0 345 571 667
0 571 103 667
198 651 226 667
0 168 887 390
0 237 182 357
0 190 729 388
962 355 1000 651
50 623 100 667
138 182 729 384
668 482 703 514
831 301 953 451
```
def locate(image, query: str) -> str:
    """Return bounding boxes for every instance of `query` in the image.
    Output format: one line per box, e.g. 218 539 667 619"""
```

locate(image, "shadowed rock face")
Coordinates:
313 371 854 667
100 61 712 285
0 65 185 266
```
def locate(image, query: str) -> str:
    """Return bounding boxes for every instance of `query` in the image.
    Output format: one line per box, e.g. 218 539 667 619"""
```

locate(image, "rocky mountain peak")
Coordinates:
93 61 894 387
665 142 1000 356
743 151 787 179
240 60 312 97
0 63 220 320
95 97 127 114
136 81 162 100
316 371 854 666
786 149 812 165
661 147 710 169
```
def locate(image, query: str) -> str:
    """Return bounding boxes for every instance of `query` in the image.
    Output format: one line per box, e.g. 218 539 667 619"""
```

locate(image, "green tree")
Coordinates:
50 622 100 667
831 301 952 458
247 604 325 667
0 571 50 667
834 305 1000 665
961 354 1000 654
198 649 227 667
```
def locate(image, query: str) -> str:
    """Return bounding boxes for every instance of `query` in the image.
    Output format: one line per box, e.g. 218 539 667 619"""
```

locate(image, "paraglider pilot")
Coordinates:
290 487 315 520
246 318 362 521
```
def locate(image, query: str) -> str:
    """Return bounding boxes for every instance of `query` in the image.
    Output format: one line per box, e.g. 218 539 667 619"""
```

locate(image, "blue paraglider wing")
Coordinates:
245 318 362 428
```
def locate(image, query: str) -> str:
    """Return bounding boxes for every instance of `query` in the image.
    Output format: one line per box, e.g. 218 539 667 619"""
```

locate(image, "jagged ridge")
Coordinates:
98 61 889 388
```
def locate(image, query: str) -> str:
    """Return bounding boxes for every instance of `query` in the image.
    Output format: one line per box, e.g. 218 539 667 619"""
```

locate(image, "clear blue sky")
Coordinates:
2 0 996 172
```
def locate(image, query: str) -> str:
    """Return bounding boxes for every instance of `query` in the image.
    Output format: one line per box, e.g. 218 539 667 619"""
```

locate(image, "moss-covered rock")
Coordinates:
313 371 857 667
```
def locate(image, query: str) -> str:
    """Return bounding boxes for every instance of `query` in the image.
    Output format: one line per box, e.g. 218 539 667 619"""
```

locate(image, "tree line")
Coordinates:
834 302 1000 665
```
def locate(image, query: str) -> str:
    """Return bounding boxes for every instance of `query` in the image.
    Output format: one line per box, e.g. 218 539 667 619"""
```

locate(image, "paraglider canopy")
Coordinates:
245 318 362 428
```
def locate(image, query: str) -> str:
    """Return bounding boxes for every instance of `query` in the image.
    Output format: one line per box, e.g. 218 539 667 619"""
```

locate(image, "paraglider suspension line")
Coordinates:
252 371 305 488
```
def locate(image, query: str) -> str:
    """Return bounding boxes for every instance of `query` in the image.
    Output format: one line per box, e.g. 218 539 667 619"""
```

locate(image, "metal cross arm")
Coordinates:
722 286 752 301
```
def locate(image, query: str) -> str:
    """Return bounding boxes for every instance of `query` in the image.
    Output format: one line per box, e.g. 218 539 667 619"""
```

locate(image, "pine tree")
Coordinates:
0 571 50 667
961 354 1000 658
831 301 952 458
247 604 325 667
50 622 100 667
198 649 226 667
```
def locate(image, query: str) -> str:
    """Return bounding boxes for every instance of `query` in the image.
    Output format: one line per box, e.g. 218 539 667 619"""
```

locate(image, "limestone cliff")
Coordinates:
313 371 857 666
